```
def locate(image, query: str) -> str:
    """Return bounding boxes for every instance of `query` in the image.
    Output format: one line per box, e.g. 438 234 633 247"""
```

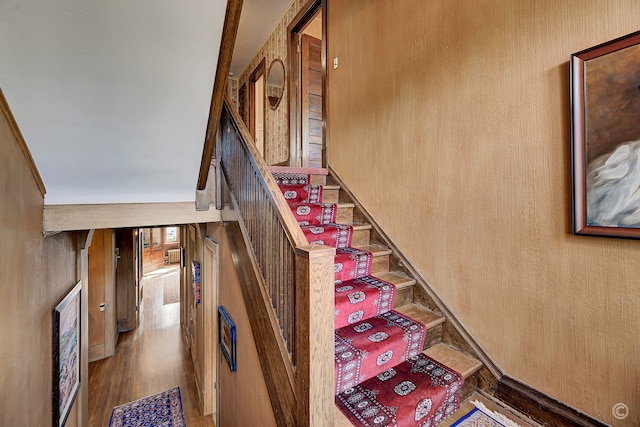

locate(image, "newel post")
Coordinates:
295 244 336 426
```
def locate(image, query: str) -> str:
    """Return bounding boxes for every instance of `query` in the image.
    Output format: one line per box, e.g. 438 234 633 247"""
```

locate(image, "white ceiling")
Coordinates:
0 0 288 206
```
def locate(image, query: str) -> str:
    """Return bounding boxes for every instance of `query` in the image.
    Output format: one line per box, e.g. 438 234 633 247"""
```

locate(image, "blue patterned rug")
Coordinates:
451 407 506 427
108 387 186 427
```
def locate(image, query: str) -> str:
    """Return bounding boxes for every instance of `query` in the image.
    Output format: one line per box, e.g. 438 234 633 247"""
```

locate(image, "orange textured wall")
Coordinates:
0 93 80 425
207 223 277 427
327 1 640 425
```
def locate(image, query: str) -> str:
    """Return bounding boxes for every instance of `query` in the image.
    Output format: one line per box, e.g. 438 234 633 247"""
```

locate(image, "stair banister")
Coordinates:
216 95 335 426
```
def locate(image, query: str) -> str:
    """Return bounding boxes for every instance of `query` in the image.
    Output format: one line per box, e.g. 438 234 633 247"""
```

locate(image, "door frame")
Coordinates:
288 0 326 167
249 59 267 158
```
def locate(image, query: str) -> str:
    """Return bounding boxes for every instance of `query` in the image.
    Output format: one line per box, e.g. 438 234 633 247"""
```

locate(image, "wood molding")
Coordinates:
197 0 244 190
0 88 46 197
44 202 222 233
496 376 609 427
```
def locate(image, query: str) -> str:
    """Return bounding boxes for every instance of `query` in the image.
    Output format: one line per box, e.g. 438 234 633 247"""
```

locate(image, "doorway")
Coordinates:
249 59 266 158
289 0 325 168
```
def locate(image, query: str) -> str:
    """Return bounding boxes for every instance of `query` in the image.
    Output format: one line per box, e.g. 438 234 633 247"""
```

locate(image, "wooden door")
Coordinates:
301 34 323 168
88 229 117 361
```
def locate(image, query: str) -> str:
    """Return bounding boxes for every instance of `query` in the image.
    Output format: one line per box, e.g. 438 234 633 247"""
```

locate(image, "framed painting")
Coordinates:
218 306 237 372
53 281 81 427
571 30 640 238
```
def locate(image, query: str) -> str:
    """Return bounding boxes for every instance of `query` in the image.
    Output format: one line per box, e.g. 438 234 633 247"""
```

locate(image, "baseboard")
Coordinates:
88 344 105 362
496 376 608 427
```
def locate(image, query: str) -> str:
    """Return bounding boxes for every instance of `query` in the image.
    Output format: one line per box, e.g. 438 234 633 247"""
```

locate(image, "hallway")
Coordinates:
88 266 216 426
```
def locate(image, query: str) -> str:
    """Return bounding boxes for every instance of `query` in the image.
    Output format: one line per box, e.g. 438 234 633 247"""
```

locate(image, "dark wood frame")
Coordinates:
288 0 326 167
249 58 267 158
53 281 82 427
570 30 640 238
218 305 237 372
266 58 286 110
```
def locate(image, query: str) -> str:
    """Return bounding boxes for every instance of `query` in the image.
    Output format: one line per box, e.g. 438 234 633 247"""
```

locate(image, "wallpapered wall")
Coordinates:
327 1 640 425
228 0 311 165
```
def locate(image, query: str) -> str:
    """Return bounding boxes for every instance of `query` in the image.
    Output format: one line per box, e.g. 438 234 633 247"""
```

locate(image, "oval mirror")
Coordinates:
266 59 285 109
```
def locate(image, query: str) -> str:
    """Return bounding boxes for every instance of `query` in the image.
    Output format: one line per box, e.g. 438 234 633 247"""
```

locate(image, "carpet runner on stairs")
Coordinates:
272 168 462 427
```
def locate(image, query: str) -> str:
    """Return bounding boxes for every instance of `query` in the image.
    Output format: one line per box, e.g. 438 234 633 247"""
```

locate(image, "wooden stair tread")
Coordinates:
353 244 391 256
348 223 371 230
373 271 415 289
395 304 444 330
423 343 482 379
323 184 340 190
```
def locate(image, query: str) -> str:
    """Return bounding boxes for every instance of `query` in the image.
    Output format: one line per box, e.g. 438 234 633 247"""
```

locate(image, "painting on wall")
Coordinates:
218 306 237 372
53 281 81 427
571 30 640 238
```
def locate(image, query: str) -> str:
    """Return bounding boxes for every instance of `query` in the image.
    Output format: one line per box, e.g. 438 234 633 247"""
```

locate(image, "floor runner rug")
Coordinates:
336 354 463 427
289 202 336 225
108 387 186 427
279 183 323 203
335 247 373 282
335 275 396 329
302 223 353 248
335 310 426 394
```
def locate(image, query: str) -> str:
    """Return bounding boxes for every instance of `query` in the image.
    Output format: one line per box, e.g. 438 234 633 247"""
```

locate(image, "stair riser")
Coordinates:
351 229 370 247
461 372 478 400
370 254 389 274
336 206 353 223
394 285 413 308
424 324 443 349
322 188 339 204
309 175 326 185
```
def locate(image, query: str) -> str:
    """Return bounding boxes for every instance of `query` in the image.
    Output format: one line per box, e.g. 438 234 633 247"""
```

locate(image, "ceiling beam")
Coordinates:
197 0 243 190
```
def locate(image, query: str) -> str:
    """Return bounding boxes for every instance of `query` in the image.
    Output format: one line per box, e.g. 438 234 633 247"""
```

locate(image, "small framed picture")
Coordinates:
218 306 237 372
53 281 82 427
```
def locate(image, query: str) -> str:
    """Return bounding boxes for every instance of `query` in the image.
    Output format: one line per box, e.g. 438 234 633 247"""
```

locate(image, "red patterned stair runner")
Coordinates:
272 168 462 427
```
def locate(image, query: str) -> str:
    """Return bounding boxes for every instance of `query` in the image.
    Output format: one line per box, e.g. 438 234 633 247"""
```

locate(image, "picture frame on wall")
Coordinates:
570 30 640 238
53 281 81 427
218 306 237 372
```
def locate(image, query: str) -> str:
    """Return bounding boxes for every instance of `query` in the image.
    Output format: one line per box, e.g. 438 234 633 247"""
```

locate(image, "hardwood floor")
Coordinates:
88 266 215 427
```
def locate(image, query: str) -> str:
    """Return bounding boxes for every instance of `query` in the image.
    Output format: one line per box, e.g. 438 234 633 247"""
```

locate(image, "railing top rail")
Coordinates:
221 95 308 249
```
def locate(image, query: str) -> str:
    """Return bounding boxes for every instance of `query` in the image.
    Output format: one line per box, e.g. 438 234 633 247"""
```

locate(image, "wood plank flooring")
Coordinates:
88 266 215 427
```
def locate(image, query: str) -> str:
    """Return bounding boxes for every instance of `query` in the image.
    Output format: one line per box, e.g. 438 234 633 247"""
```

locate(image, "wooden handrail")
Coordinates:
217 96 334 426
197 0 243 191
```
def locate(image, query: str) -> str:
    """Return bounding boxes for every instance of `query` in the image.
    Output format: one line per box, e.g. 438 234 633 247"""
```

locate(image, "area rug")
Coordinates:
108 387 186 427
334 275 396 329
289 202 336 225
336 353 463 427
334 247 372 282
334 310 426 394
302 223 353 248
450 407 506 427
163 279 180 305
450 400 522 427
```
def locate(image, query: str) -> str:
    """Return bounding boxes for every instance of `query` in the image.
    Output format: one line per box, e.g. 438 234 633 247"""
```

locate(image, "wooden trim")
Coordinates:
44 202 222 233
0 88 46 197
327 166 503 381
202 238 219 416
88 344 106 363
248 58 267 158
288 0 324 167
197 0 244 190
224 221 297 427
496 376 609 427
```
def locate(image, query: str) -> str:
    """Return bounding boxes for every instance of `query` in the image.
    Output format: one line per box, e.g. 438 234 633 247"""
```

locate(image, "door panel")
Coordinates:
301 34 323 168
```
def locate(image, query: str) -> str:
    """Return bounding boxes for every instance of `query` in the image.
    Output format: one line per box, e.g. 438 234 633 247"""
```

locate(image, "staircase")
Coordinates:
271 166 483 426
